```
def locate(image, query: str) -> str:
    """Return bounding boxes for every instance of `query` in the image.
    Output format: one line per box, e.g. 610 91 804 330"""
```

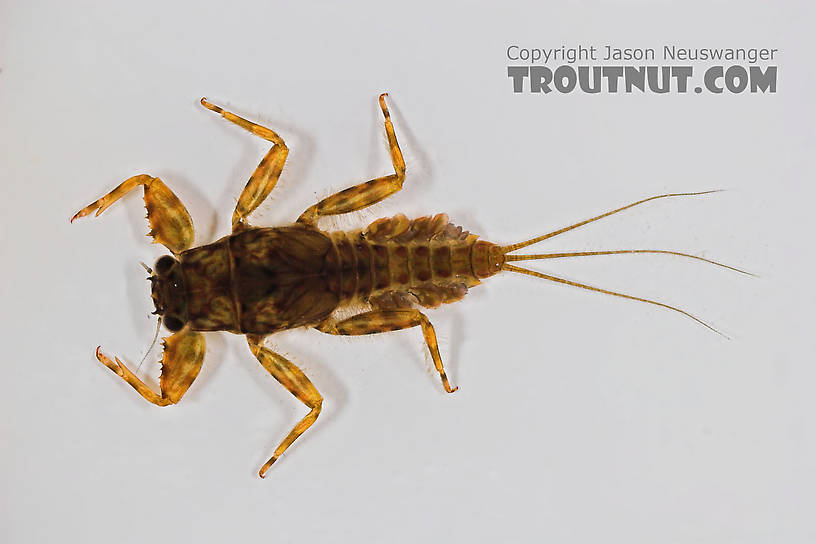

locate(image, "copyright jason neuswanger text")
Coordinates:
506 44 778 94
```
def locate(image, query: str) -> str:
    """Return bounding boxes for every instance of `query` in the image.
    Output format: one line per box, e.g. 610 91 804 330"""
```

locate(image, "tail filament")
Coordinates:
500 191 745 335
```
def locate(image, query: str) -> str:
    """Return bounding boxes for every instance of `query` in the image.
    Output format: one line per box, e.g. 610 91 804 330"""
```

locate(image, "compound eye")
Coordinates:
163 316 184 332
155 255 176 276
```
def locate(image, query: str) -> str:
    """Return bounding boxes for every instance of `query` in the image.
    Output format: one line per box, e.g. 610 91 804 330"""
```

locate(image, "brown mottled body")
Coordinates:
72 94 740 478
176 216 501 338
181 226 336 334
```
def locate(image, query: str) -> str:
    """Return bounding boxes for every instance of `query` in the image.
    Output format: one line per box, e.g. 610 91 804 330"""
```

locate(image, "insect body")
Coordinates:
72 94 739 477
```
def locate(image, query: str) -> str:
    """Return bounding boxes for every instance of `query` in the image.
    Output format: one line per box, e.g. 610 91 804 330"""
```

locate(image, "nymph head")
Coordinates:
149 255 189 332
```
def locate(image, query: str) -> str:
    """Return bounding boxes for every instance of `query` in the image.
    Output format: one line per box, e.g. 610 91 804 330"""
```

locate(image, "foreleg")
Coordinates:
71 174 195 254
94 327 206 406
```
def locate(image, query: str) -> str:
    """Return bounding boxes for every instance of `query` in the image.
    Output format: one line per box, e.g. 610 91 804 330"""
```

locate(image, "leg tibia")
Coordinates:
95 348 173 406
201 98 286 145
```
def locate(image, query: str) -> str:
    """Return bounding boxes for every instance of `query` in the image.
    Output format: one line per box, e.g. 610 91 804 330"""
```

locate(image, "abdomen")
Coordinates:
324 214 498 310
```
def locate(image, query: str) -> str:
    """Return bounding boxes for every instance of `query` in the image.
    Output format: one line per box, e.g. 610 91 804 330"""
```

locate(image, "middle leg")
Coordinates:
201 98 289 232
246 335 323 477
316 309 458 393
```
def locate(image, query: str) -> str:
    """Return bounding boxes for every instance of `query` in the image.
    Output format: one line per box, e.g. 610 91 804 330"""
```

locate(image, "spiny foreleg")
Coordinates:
94 327 206 406
71 174 195 254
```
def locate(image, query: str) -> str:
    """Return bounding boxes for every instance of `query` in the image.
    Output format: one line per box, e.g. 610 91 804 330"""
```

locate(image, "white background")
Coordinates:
2 1 813 542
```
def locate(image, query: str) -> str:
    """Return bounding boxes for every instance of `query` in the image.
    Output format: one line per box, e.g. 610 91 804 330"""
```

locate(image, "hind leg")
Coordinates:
317 309 457 394
297 94 405 225
201 98 290 232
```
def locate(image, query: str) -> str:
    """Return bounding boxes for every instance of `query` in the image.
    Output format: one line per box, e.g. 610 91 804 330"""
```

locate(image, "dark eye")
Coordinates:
163 316 184 332
155 255 175 276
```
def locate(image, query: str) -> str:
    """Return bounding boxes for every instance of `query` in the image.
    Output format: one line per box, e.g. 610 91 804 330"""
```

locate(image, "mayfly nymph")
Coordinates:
72 94 743 477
